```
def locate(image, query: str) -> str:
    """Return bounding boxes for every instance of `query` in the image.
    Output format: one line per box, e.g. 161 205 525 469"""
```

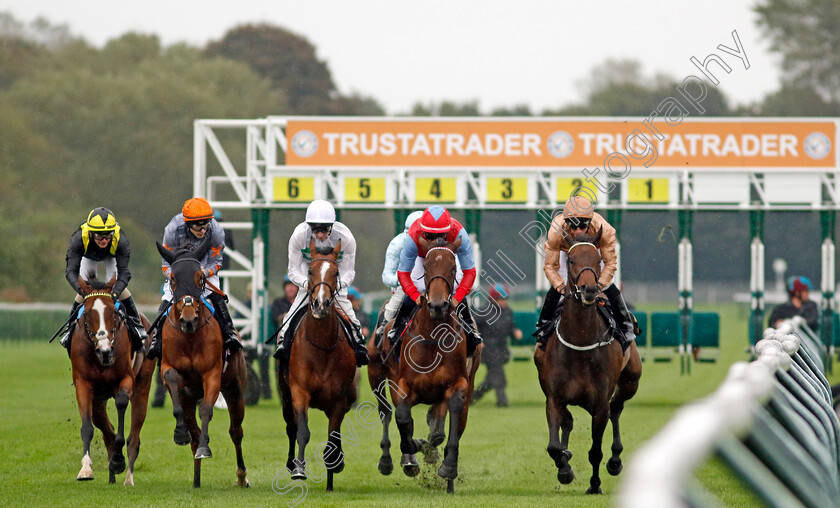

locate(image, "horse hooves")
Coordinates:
291 466 307 480
557 467 575 484
194 446 212 459
606 458 623 476
378 456 394 475
437 462 458 480
76 474 94 481
420 441 440 464
174 428 191 446
402 463 420 477
328 461 345 474
585 485 603 495
238 479 250 488
109 455 126 475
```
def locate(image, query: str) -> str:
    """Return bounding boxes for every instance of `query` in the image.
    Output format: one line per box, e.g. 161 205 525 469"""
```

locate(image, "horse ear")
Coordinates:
418 234 431 251
193 236 213 260
106 275 117 291
449 236 462 251
593 225 603 244
157 242 176 264
78 276 91 295
309 238 318 257
332 239 342 258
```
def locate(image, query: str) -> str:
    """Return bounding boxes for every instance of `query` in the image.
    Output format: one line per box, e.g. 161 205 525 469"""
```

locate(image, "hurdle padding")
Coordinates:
618 323 840 508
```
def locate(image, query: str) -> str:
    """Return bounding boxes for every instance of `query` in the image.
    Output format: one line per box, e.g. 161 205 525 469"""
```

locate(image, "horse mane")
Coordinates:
84 276 110 291
432 237 447 248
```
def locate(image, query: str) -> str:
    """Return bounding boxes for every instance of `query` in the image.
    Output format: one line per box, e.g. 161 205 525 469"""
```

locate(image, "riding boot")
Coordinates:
146 300 171 361
386 296 417 346
207 292 243 355
60 301 83 357
456 300 483 358
348 322 370 367
534 287 563 350
372 306 387 348
120 295 148 352
603 283 636 350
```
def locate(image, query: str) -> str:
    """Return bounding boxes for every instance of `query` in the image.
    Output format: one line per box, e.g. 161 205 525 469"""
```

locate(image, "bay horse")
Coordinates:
534 228 642 494
70 276 154 485
374 235 481 494
155 239 249 488
276 239 358 492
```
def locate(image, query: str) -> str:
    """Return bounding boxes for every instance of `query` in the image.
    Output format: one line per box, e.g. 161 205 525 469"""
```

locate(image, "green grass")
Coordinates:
0 303 822 507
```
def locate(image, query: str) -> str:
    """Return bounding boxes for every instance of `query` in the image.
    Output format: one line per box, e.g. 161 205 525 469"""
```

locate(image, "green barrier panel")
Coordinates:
693 312 720 348
513 311 537 346
650 312 681 348
631 310 647 348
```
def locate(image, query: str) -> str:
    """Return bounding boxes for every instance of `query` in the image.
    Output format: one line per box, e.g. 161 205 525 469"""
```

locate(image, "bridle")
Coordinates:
307 257 340 307
80 291 123 350
423 246 456 300
566 242 601 302
167 257 212 330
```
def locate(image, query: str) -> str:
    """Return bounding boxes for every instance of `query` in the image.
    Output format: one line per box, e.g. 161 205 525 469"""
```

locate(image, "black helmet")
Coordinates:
86 207 117 232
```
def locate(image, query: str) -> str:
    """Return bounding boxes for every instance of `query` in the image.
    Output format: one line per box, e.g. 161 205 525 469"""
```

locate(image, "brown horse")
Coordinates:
156 240 249 488
70 276 153 485
374 235 481 494
276 239 358 492
534 229 642 494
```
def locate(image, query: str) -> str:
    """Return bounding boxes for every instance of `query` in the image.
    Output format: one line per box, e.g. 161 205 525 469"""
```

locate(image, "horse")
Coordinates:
70 276 154 485
533 228 642 494
276 239 358 492
155 239 249 488
371 235 481 494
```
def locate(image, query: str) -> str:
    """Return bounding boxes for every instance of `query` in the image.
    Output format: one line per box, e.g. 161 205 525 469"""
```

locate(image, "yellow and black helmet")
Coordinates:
86 207 118 232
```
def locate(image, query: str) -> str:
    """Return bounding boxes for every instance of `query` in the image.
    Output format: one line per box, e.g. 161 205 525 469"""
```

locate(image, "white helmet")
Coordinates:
404 210 423 232
305 200 336 224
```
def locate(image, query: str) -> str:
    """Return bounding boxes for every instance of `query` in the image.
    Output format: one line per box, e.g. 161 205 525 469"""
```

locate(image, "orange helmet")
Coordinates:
562 195 594 219
182 197 214 222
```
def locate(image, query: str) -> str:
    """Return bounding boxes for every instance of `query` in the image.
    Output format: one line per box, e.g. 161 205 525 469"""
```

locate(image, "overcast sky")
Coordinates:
0 1 781 114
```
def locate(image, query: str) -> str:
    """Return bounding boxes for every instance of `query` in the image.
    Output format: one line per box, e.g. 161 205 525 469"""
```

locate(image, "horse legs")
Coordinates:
607 349 642 477
90 398 117 484
276 365 298 473
162 366 191 446
222 355 249 488
125 357 155 486
291 388 311 480
180 396 203 488
195 369 222 461
108 378 132 479
324 408 347 492
585 406 610 495
371 377 394 475
547 397 575 485
438 380 468 493
74 380 95 481
393 386 421 477
421 402 447 464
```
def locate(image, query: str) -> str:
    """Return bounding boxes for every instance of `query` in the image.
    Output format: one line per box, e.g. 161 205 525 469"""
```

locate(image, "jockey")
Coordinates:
372 210 424 344
146 197 242 360
61 207 147 355
534 195 636 349
272 199 369 367
388 206 483 356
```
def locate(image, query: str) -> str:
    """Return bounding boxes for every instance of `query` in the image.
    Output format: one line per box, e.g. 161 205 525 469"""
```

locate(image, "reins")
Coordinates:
80 292 123 350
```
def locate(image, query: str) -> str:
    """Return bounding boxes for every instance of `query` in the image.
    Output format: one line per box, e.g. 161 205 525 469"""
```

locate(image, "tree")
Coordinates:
204 24 336 114
755 0 840 104
756 82 840 116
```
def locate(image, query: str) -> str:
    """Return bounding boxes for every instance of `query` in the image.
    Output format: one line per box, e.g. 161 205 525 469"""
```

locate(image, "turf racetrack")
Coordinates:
0 304 807 507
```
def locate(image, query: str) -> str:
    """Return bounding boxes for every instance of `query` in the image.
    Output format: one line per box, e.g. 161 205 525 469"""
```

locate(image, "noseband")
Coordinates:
81 291 122 351
308 258 340 306
424 246 456 298
567 242 601 302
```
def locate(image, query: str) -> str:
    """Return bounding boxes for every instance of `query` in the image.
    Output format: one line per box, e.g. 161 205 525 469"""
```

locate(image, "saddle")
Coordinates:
544 297 631 352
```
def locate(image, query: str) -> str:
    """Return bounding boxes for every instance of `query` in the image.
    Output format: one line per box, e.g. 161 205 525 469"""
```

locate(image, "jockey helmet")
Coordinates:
305 200 336 224
489 283 509 300
404 210 424 232
419 206 451 233
182 197 214 222
787 276 813 296
86 207 118 232
562 195 595 219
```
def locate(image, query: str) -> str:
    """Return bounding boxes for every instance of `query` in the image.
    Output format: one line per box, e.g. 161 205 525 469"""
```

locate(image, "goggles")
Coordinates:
564 218 591 230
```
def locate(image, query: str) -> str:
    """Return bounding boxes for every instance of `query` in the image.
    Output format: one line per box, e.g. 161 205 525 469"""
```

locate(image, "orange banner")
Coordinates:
285 118 837 169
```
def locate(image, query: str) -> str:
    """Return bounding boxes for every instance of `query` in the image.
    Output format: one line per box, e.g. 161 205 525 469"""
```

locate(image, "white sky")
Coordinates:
0 0 782 114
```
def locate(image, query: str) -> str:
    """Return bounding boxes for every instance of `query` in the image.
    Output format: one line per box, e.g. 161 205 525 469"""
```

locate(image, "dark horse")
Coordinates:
70 276 155 485
276 239 358 492
369 235 481 494
534 228 642 494
156 239 249 488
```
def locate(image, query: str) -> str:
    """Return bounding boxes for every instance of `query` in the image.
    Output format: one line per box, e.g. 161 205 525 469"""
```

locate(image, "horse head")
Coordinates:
567 226 603 306
420 235 461 320
307 238 341 319
157 237 212 334
77 275 121 366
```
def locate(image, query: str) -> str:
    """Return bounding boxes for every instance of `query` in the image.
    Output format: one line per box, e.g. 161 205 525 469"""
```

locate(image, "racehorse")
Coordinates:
371 235 481 494
276 239 358 492
534 228 642 494
70 276 154 485
156 239 249 488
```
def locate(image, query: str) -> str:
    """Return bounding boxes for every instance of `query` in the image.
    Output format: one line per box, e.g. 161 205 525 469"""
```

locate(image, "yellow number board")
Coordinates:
628 178 669 203
415 177 456 203
344 177 386 203
272 176 314 202
485 177 528 203
556 177 599 204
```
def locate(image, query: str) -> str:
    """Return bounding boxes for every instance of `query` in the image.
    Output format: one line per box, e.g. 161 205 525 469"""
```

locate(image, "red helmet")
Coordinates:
489 283 509 300
419 206 451 233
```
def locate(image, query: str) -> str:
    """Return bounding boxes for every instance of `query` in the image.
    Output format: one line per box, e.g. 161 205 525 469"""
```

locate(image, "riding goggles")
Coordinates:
309 223 332 234
423 232 447 241
188 219 210 231
565 218 591 230
93 231 114 240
